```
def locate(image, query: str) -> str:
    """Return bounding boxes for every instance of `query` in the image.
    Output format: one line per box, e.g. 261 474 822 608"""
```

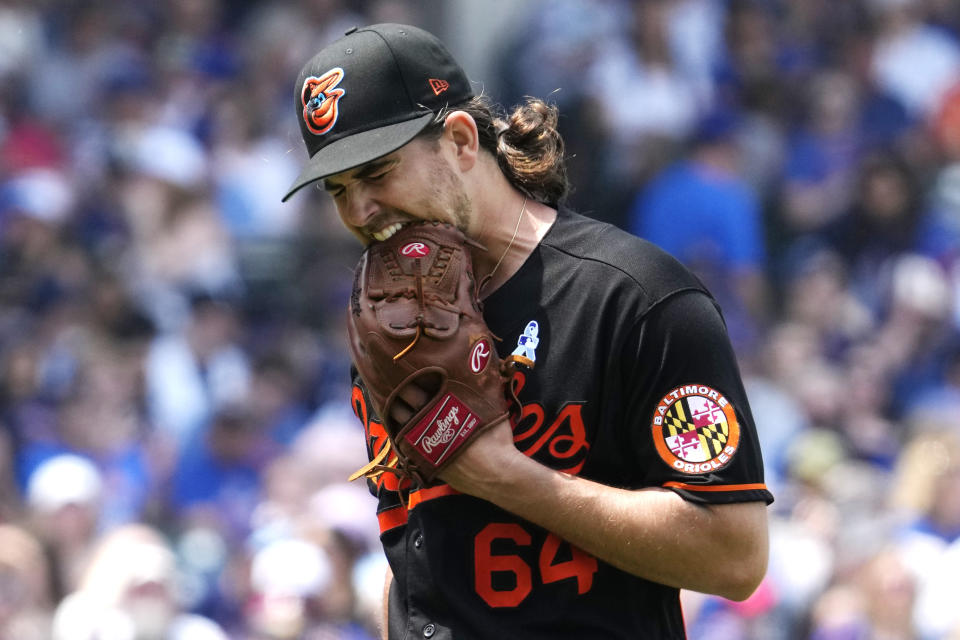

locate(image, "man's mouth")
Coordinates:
371 222 405 242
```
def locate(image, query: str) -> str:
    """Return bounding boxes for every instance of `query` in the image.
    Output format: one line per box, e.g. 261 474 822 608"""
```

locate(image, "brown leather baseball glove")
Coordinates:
347 221 519 486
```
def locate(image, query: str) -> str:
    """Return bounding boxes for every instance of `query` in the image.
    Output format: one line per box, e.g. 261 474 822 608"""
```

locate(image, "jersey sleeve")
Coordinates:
621 290 774 505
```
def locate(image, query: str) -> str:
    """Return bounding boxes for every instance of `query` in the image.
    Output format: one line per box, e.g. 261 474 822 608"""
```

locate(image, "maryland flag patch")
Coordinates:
651 384 740 475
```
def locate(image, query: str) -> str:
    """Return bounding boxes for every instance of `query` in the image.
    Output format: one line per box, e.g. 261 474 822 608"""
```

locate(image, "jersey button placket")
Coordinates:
422 623 436 638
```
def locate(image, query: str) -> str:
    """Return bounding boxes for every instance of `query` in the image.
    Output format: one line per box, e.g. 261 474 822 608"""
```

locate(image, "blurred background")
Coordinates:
1 0 959 638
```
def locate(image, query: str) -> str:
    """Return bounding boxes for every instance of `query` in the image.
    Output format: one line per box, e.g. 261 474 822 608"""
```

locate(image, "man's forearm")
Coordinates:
441 423 769 600
499 463 767 600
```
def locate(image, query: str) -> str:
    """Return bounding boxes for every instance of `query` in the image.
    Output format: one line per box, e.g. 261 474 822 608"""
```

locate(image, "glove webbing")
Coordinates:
393 258 426 361
390 258 451 360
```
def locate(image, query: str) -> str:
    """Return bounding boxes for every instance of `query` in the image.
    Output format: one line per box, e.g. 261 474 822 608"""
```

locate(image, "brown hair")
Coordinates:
421 95 570 207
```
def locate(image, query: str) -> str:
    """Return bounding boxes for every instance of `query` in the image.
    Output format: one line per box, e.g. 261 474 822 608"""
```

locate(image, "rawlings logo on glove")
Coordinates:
347 221 519 486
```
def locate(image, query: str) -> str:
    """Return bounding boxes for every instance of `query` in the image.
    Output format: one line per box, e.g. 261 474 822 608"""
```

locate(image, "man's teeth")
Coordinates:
372 222 404 242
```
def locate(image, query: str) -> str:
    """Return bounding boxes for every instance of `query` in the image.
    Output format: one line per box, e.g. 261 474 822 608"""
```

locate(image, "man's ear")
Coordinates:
442 111 480 172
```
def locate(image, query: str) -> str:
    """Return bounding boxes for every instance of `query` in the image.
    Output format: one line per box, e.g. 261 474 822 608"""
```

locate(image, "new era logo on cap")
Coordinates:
283 24 475 202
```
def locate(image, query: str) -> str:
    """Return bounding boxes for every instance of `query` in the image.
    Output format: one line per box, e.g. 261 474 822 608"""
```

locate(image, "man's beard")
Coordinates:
424 155 472 231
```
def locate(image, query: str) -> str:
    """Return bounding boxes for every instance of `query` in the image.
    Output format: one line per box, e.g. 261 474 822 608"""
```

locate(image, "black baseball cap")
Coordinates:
282 23 474 202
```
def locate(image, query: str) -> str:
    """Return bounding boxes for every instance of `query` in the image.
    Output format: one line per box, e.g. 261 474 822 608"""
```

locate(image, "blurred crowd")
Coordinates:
1 0 960 638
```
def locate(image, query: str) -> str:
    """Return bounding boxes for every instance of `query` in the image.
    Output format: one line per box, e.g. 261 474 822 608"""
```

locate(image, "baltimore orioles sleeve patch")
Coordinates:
651 384 741 475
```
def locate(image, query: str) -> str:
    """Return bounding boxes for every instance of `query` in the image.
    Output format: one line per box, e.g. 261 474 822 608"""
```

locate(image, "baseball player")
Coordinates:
283 23 773 640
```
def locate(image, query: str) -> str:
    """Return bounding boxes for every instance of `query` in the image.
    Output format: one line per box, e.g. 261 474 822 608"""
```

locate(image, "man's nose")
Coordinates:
340 189 380 229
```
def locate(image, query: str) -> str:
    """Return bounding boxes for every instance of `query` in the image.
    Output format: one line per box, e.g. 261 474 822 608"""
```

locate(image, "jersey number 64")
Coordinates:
474 523 598 608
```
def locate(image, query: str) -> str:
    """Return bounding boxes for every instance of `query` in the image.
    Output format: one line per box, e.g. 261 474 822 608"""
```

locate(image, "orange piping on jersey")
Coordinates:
376 485 461 534
378 506 408 533
663 481 768 493
407 484 459 510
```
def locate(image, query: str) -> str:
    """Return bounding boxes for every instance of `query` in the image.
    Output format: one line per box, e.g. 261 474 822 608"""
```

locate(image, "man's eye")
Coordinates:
367 172 388 182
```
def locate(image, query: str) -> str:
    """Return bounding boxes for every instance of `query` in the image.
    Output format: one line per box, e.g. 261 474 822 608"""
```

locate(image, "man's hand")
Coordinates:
435 417 528 499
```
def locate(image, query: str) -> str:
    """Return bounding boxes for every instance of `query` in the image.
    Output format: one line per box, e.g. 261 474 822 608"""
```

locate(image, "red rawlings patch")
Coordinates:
651 384 741 475
469 339 492 374
404 393 479 466
400 241 430 258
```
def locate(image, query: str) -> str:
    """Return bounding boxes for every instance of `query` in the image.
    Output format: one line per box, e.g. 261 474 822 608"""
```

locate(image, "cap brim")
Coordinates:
282 113 435 202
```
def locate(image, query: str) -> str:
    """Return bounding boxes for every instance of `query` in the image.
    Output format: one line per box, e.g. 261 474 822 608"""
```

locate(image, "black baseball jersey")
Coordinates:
350 208 773 640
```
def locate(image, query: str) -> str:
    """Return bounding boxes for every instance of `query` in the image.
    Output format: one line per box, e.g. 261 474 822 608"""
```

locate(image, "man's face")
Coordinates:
322 136 472 245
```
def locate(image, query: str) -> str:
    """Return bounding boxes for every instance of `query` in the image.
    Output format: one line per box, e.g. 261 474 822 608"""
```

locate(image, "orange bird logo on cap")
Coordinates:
301 68 346 136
